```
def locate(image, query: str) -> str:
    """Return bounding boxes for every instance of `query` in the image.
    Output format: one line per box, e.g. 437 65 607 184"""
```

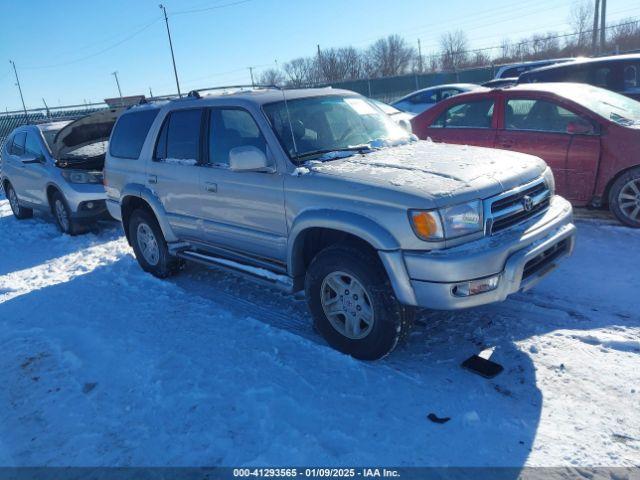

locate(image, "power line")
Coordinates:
172 0 256 16
21 17 162 70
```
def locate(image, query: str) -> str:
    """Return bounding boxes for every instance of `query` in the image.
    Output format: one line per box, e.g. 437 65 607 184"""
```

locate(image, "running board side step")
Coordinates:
176 250 294 293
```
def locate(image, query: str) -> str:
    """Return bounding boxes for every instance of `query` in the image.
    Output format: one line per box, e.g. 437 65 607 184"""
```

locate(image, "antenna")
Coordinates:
281 88 299 163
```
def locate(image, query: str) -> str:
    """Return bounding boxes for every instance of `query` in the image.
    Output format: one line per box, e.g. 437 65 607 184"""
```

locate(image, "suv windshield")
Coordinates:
263 95 411 162
560 84 640 126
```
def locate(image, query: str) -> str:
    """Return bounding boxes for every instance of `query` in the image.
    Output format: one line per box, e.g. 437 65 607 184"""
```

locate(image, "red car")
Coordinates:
411 83 640 227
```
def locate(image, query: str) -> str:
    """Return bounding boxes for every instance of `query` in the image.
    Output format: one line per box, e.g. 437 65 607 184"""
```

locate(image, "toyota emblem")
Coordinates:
522 195 534 212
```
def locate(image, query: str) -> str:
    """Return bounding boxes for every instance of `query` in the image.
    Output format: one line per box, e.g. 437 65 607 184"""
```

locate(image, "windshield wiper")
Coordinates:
295 145 373 161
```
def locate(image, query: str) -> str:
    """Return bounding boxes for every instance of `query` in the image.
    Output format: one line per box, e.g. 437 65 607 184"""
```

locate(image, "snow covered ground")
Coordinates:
0 195 638 468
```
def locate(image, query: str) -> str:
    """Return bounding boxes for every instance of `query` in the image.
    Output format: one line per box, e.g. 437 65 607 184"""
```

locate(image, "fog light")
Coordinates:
453 275 500 297
86 202 94 209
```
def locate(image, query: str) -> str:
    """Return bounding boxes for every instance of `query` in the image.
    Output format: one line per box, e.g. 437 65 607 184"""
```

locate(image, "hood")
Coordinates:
306 140 547 207
51 108 122 160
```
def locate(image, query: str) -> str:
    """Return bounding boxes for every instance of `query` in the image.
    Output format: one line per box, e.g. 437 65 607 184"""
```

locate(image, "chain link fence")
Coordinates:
323 66 496 103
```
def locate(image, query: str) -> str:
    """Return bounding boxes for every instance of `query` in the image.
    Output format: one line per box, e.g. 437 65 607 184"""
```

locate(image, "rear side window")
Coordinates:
505 99 591 133
433 100 494 128
155 109 203 164
10 132 26 156
109 109 159 159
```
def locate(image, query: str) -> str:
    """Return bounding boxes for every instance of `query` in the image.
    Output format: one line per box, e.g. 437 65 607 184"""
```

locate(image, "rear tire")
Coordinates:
609 167 640 228
51 190 83 235
305 243 414 360
6 183 33 220
129 209 180 278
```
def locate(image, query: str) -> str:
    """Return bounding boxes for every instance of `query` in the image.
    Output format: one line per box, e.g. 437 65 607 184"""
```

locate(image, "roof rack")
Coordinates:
187 84 281 98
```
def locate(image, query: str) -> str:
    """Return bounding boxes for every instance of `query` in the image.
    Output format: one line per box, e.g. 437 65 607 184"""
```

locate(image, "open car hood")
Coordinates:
51 108 122 161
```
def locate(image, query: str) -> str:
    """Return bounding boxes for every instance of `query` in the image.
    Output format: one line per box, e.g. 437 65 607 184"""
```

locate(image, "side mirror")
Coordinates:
229 146 272 172
21 154 42 164
566 121 594 135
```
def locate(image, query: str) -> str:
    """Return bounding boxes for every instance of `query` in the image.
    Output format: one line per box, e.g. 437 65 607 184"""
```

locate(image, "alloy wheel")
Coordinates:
617 178 640 223
8 188 20 214
55 199 70 232
136 222 160 266
320 271 375 340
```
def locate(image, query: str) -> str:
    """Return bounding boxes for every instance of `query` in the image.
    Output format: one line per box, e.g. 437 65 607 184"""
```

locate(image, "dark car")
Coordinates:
411 82 640 227
518 54 640 101
482 77 518 89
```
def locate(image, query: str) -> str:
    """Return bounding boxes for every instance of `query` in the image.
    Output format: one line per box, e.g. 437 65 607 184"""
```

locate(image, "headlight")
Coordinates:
410 200 483 241
543 167 555 196
61 170 102 184
440 200 483 238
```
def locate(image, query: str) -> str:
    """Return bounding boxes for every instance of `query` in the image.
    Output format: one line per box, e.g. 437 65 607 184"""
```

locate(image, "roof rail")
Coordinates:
187 84 281 98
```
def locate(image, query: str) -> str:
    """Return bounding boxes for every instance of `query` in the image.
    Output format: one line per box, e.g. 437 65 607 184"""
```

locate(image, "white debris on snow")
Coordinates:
0 196 638 467
306 140 546 198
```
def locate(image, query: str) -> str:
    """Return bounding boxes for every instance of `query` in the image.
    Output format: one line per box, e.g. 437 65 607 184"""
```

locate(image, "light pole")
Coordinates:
249 66 255 87
9 60 28 122
159 4 182 97
111 71 123 104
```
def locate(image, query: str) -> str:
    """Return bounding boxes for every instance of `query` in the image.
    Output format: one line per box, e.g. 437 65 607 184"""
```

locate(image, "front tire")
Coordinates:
51 191 82 235
129 209 180 278
609 167 640 228
305 244 414 360
6 183 33 220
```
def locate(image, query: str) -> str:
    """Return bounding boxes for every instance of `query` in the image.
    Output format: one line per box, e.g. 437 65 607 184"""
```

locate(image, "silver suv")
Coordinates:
2 110 119 234
104 87 576 360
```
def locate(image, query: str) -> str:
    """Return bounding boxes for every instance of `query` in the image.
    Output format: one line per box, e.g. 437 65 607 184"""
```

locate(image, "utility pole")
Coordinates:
592 0 600 54
599 0 607 53
417 39 423 73
159 4 182 97
9 60 28 123
249 67 255 87
111 71 123 104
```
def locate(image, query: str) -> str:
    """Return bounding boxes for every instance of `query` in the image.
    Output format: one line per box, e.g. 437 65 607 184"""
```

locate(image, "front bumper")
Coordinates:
379 195 576 310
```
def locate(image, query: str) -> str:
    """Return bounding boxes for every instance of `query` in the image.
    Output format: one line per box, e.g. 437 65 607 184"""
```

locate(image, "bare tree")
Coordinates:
440 31 469 71
318 47 364 82
258 68 285 86
568 0 594 49
609 17 640 52
365 35 416 77
283 57 319 87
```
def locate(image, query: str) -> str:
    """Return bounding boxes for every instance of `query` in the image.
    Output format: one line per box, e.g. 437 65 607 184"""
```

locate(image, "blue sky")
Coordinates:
1 0 639 111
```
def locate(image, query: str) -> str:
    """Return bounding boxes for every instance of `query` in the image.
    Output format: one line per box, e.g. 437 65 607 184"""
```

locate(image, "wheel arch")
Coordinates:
602 164 640 206
119 186 178 244
287 209 400 280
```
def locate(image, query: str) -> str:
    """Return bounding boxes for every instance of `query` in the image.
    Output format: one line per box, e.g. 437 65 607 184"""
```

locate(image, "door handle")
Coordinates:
204 182 217 193
499 141 514 148
148 175 157 184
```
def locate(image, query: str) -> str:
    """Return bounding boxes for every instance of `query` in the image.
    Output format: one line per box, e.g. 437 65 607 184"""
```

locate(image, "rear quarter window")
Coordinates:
109 109 159 159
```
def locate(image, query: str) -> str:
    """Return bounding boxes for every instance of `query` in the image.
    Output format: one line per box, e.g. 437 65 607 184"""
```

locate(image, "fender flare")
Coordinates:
287 209 400 277
120 184 179 243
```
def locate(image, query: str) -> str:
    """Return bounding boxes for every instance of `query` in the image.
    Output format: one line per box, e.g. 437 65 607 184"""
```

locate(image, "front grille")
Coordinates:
488 179 550 234
491 182 547 213
522 239 569 280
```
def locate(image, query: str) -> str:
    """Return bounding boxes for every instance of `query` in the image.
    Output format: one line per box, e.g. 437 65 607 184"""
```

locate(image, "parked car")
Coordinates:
369 98 414 132
494 58 576 79
518 54 640 101
1 109 119 233
482 77 518 89
391 84 483 115
411 82 640 227
104 87 575 360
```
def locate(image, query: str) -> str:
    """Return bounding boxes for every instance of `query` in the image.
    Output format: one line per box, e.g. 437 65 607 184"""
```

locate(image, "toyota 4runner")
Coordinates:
104 87 576 360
